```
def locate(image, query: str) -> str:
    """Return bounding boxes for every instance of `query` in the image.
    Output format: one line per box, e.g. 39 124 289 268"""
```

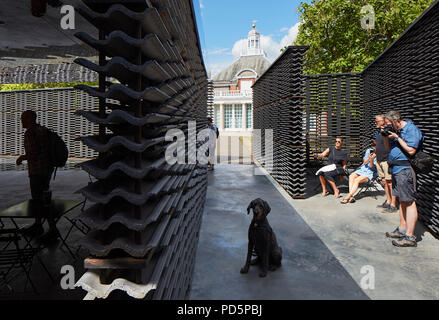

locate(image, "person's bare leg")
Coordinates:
349 173 357 194
382 179 391 205
398 199 408 231
350 176 369 199
327 180 339 198
404 201 418 237
319 175 328 196
386 180 397 207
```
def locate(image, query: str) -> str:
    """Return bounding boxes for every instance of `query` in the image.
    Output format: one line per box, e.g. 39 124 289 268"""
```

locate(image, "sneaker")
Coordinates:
383 205 398 213
377 201 390 209
392 235 417 247
386 227 405 239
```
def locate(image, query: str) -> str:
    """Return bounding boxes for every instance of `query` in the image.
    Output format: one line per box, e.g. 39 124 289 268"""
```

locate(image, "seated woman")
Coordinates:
315 137 349 198
341 141 378 204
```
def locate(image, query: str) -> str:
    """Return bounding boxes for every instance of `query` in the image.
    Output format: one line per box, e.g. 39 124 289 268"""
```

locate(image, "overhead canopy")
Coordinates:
0 0 98 68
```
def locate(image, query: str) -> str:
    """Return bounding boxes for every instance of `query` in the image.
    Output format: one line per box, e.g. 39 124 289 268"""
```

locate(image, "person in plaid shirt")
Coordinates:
16 110 57 241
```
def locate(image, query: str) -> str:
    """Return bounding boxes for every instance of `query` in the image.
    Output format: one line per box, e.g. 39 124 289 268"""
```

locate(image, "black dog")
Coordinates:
240 198 282 277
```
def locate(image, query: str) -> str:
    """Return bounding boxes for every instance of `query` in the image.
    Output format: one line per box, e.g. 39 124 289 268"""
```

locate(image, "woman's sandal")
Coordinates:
322 191 330 197
349 198 356 203
340 198 350 204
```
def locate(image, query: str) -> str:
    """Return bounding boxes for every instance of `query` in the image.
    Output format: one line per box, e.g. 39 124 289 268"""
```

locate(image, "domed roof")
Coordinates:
213 55 271 81
248 24 260 36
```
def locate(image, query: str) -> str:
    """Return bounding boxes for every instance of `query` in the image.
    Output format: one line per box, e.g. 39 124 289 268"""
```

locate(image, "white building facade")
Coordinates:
211 24 271 136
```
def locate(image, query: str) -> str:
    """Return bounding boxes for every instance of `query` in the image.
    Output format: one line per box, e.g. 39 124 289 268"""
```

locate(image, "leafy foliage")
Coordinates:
294 0 435 74
0 82 98 91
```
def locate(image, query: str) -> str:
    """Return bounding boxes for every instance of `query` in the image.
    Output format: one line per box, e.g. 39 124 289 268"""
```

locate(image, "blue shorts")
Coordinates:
392 168 416 202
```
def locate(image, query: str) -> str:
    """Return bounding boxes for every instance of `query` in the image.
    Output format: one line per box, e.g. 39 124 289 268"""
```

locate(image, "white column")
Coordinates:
220 104 224 130
242 103 246 130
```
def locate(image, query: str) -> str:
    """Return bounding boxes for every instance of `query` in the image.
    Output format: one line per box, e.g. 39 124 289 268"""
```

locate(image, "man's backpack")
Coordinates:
46 129 68 179
408 150 433 174
399 134 433 174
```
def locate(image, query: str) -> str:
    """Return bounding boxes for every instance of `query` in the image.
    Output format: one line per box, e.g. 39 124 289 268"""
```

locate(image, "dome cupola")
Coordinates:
246 22 263 56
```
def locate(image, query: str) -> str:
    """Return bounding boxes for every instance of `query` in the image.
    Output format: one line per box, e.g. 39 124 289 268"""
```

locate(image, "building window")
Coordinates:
234 104 242 128
224 104 233 128
246 104 252 129
214 105 221 126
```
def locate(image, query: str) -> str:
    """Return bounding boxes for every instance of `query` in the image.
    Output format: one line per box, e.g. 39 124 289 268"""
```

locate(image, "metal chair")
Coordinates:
354 176 384 200
0 229 40 293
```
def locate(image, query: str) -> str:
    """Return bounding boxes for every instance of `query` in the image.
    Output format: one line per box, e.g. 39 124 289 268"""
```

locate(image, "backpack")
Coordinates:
399 133 433 174
46 129 68 179
408 150 433 174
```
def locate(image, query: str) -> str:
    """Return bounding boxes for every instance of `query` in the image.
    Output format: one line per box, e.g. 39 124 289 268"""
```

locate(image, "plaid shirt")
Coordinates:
24 124 52 176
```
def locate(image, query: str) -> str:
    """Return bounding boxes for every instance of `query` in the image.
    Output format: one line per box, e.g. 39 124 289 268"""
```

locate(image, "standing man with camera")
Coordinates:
382 110 423 247
375 115 398 212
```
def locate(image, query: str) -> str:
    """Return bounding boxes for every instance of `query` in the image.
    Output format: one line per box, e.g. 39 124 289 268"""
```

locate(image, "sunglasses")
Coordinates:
335 140 342 143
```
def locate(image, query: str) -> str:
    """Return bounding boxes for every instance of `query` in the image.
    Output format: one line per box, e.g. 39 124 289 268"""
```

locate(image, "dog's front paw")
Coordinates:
240 266 249 274
259 271 267 278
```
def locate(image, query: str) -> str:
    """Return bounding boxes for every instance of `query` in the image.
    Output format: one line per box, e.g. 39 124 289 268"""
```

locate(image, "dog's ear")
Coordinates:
262 200 271 216
247 200 255 215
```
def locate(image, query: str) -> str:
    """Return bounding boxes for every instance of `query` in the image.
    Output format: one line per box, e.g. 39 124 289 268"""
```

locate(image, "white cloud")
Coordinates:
279 22 300 49
231 39 247 57
205 48 231 55
206 62 232 79
229 22 300 62
280 27 289 32
206 22 301 78
199 0 204 9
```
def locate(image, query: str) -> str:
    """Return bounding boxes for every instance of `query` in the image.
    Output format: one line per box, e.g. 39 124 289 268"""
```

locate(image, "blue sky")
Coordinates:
193 0 307 78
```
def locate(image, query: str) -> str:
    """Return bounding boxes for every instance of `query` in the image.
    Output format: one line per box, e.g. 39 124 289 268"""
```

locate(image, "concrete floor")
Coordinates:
190 164 439 300
190 164 368 300
1 162 438 299
0 168 91 299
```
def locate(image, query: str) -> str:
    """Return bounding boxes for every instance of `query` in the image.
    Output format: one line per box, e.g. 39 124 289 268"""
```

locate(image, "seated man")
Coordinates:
341 141 378 204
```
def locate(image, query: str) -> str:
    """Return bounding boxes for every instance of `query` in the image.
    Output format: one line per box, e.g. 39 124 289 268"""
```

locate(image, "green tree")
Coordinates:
0 82 99 91
294 0 435 74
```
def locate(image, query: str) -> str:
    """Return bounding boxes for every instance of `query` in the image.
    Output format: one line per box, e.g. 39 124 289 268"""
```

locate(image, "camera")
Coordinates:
380 125 396 137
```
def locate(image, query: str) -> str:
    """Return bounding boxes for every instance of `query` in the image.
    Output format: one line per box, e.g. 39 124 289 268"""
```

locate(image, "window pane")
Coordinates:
224 105 232 128
234 104 242 128
214 105 221 126
246 104 252 128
